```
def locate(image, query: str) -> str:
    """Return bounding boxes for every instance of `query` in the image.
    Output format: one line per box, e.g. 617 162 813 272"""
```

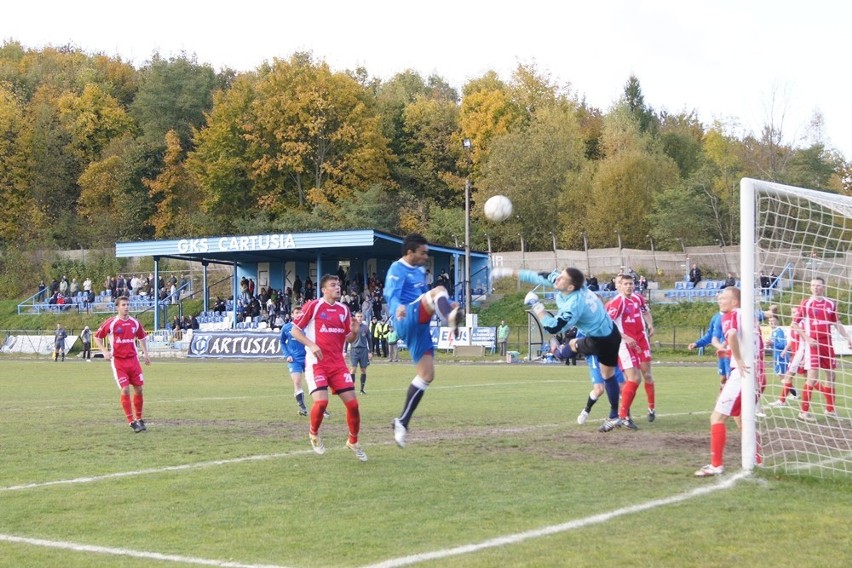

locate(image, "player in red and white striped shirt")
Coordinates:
605 274 655 428
290 274 367 461
94 296 151 433
790 277 852 422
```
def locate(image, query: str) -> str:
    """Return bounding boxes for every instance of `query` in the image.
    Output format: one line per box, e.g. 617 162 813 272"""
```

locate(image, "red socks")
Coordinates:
310 399 329 435
344 398 361 444
620 381 639 419
710 422 726 468
132 394 143 420
120 394 133 423
801 383 813 412
644 381 655 411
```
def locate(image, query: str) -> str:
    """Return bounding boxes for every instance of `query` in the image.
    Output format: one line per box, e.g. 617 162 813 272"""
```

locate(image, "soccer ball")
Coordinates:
483 195 513 222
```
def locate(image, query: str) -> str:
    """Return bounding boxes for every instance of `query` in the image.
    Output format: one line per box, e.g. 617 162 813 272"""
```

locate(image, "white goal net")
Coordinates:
740 178 852 478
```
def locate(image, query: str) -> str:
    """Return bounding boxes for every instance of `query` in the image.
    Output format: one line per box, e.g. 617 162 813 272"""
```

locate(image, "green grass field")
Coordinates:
1 359 850 568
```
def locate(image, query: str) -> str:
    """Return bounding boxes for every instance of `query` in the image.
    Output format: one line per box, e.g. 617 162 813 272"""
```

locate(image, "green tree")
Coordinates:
0 84 39 244
246 54 392 212
130 53 219 149
477 104 587 251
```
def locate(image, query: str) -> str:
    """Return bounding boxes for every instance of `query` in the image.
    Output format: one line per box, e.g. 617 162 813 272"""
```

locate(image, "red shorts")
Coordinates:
111 357 144 389
806 341 836 370
306 361 355 394
617 335 651 370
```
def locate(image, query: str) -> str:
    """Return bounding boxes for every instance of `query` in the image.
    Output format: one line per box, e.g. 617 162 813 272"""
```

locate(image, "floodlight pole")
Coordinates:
463 138 472 317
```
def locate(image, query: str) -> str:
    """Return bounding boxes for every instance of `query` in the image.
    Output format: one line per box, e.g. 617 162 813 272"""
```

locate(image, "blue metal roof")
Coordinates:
115 229 488 265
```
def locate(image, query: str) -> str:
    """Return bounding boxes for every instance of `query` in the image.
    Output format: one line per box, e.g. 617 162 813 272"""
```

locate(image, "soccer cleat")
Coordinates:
788 388 798 400
694 464 724 477
622 417 639 430
598 417 621 433
769 400 787 408
129 420 143 433
797 412 816 423
323 410 331 418
347 441 368 462
309 433 326 455
825 411 840 420
137 419 147 431
448 307 464 339
577 409 589 425
298 407 308 416
648 408 656 423
360 389 367 395
392 417 408 447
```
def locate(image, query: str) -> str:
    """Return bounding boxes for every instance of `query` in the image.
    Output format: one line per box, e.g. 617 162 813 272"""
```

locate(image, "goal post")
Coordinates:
740 177 852 477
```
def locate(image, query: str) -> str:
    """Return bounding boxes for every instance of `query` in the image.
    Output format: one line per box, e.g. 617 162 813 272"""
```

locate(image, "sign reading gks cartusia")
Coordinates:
176 233 296 254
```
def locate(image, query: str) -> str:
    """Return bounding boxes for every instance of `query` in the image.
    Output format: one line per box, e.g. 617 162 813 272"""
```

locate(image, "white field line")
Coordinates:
0 450 314 492
360 471 751 568
1 410 710 494
1 472 749 568
0 534 291 568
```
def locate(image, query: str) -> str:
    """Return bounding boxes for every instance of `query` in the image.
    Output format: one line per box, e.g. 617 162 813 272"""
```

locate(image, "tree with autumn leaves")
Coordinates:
0 41 848 282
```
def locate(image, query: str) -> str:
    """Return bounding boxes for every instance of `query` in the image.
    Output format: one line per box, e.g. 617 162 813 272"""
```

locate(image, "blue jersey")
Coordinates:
518 270 614 337
384 259 429 320
279 322 306 363
693 312 724 349
771 326 789 375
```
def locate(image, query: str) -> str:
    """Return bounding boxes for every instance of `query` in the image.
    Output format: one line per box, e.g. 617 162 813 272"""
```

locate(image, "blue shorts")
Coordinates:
288 359 306 374
718 357 731 378
395 298 434 364
587 354 625 385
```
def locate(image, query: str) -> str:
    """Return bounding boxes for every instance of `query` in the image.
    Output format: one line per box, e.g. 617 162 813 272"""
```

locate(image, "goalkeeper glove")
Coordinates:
523 291 539 306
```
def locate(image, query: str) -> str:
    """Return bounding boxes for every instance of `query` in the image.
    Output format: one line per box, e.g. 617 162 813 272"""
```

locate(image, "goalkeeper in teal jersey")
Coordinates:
494 266 624 432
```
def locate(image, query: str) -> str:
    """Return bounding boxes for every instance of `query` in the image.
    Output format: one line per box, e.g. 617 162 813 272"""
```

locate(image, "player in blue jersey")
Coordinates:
688 310 731 387
495 266 624 432
280 306 330 418
550 329 625 425
386 233 464 447
280 306 309 416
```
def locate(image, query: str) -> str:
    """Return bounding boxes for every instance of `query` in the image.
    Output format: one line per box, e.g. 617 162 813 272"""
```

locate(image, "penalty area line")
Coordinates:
360 471 750 568
0 534 291 568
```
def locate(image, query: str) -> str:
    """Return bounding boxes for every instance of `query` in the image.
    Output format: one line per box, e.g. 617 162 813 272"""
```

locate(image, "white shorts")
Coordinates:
714 367 742 417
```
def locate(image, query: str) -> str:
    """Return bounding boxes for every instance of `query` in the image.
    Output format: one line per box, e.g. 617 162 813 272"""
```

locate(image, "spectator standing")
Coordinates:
497 320 510 358
759 271 772 298
377 317 389 358
94 296 151 433
37 279 47 301
53 323 68 362
370 316 381 356
791 277 852 421
348 312 373 394
81 325 92 361
387 324 399 362
290 275 366 461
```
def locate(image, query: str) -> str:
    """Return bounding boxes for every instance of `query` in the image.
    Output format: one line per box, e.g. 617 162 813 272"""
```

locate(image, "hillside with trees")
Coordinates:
1 41 848 296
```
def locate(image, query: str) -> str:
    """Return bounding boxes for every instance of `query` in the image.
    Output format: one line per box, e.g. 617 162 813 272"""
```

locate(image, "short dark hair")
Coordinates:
566 267 585 289
403 233 428 256
319 274 339 290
